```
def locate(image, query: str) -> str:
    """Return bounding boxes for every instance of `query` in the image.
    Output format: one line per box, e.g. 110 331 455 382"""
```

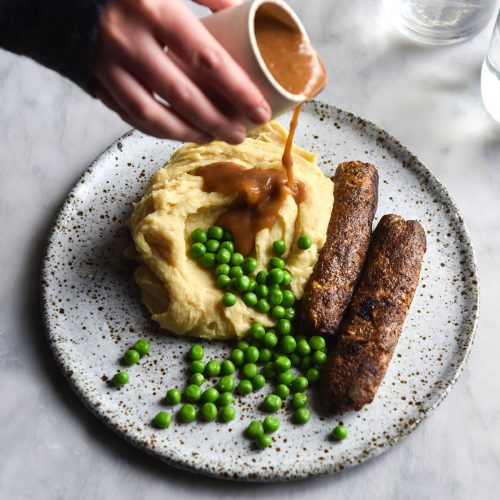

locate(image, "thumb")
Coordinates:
192 0 242 11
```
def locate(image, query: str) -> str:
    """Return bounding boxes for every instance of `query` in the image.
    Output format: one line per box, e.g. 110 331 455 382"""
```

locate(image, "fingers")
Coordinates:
97 64 213 143
122 37 246 143
154 2 271 125
192 0 242 10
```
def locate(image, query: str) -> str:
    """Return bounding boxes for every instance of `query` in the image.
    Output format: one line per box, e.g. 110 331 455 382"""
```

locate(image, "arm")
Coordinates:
0 0 107 93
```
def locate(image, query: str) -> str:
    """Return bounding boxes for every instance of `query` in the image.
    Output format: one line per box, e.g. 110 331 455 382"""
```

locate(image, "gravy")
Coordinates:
254 7 326 99
195 162 306 255
254 7 327 188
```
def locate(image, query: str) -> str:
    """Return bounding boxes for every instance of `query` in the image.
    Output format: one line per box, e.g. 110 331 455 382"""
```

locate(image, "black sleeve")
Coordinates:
0 0 109 94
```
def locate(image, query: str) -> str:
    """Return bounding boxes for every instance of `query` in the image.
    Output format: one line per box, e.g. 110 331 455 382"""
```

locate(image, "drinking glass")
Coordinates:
481 9 500 122
383 0 497 44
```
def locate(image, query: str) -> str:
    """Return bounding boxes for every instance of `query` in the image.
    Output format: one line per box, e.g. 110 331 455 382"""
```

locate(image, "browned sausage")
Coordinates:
301 161 378 336
319 214 426 414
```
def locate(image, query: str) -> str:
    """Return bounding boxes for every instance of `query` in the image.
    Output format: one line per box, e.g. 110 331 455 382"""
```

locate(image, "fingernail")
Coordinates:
225 124 246 145
249 101 271 124
194 134 213 144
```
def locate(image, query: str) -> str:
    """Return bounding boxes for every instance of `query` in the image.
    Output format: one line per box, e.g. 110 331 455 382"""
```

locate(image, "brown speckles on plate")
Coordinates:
41 101 478 482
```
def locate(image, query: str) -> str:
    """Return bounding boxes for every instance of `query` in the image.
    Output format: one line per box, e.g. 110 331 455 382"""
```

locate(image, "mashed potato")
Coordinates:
129 122 334 339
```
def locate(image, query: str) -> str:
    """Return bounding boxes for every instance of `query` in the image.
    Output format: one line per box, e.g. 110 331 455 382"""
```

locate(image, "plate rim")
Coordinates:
40 101 480 481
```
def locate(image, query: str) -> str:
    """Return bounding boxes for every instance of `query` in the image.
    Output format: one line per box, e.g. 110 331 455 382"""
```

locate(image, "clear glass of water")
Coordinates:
383 0 497 44
481 9 500 122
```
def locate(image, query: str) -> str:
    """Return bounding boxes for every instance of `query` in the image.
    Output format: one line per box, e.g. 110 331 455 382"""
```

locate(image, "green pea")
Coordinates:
216 248 231 264
263 416 280 434
275 384 290 400
291 392 308 408
289 352 301 366
277 318 292 336
201 402 218 422
220 241 235 253
281 290 295 307
256 433 273 449
165 388 182 405
206 239 220 253
269 289 283 306
246 420 264 439
236 275 250 292
216 274 231 289
263 331 278 348
332 424 348 440
256 271 268 284
242 257 258 274
237 379 253 396
267 268 284 285
294 407 311 424
274 355 291 373
279 335 296 354
217 391 234 407
244 346 259 363
190 242 206 258
244 292 258 307
262 361 277 380
300 354 313 371
281 270 292 286
296 339 311 357
269 257 285 269
230 348 244 366
222 229 233 241
191 228 207 243
222 292 236 307
230 252 244 266
249 323 266 341
271 306 285 320
309 335 326 351
218 375 235 392
201 252 216 268
256 298 270 313
291 376 309 393
236 340 249 351
229 265 244 279
207 225 224 240
273 239 286 255
277 370 294 386
189 372 205 386
297 235 312 250
134 339 150 358
205 360 221 378
201 387 220 403
255 284 269 298
215 263 230 275
242 363 258 379
259 348 272 363
112 371 129 387
252 374 266 390
284 307 296 321
263 394 282 413
153 411 172 429
123 349 140 366
313 350 328 365
178 404 197 423
220 359 235 376
184 384 202 402
219 405 236 422
248 279 257 292
188 344 204 361
306 368 320 383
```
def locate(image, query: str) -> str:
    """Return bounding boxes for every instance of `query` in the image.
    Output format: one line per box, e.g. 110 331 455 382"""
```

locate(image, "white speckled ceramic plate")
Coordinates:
41 101 478 481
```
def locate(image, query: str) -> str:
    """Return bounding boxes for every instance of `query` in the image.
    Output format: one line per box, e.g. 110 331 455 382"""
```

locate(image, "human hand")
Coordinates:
92 0 271 144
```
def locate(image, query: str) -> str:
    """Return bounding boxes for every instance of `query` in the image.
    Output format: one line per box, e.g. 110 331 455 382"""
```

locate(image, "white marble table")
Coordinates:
1 1 499 498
